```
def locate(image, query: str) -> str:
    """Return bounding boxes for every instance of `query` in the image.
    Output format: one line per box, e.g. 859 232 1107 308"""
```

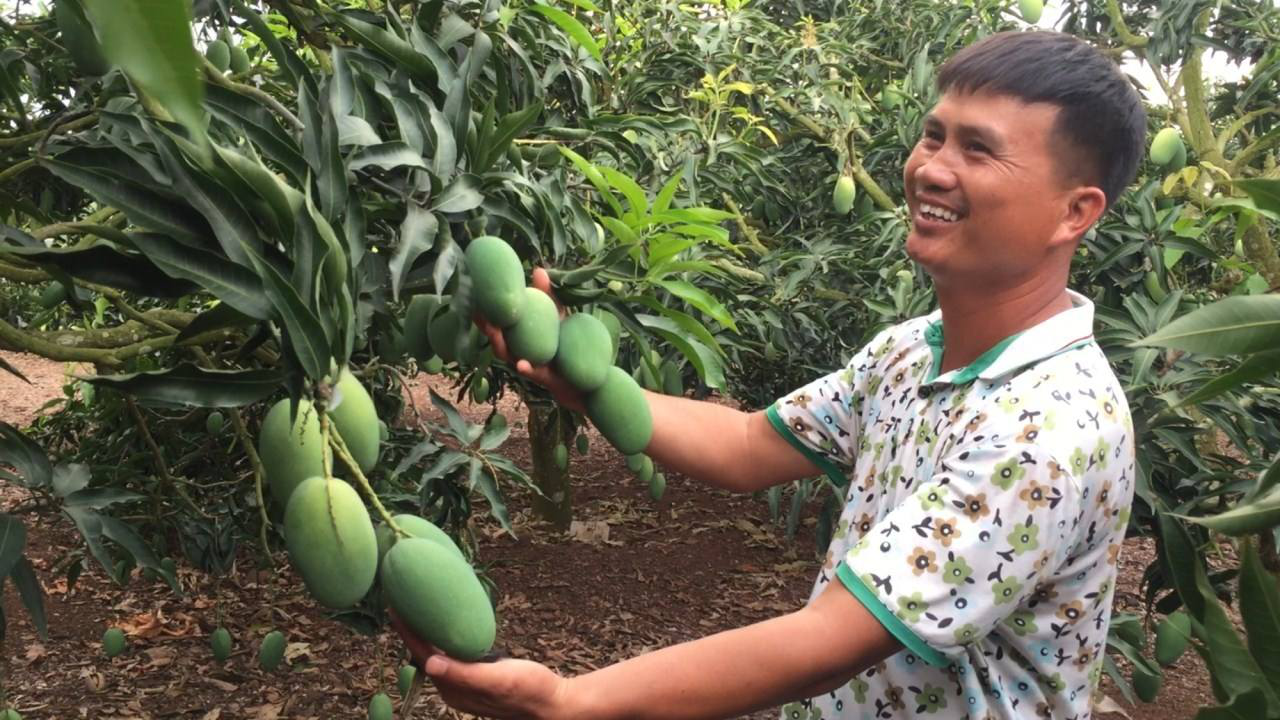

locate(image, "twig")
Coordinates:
328 424 404 537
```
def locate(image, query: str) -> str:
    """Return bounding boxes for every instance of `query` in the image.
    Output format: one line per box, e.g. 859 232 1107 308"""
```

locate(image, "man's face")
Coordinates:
903 89 1084 289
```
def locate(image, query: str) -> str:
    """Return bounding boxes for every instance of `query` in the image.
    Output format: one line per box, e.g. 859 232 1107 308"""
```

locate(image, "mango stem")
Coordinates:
327 428 405 538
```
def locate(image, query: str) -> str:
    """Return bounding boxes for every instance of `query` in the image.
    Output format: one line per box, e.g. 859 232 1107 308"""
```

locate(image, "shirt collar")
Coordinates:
923 289 1096 386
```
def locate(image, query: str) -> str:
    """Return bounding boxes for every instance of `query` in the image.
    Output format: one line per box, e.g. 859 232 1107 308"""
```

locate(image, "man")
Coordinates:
393 29 1146 719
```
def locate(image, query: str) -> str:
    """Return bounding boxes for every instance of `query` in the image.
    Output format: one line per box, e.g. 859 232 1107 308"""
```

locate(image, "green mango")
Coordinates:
258 398 328 508
206 40 231 72
506 288 560 365
284 477 378 609
554 313 613 392
259 630 285 671
585 367 653 455
381 538 496 660
211 627 232 662
329 369 380 473
466 236 527 328
103 627 126 658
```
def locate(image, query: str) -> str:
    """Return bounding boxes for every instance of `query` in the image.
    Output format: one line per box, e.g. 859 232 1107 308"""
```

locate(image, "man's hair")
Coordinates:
936 30 1147 212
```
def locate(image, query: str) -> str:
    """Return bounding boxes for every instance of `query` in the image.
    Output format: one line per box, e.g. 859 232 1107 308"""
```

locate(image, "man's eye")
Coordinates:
966 142 989 153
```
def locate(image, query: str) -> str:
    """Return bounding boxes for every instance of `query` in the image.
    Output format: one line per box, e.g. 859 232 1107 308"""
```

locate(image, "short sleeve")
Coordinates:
767 343 875 486
838 442 1082 662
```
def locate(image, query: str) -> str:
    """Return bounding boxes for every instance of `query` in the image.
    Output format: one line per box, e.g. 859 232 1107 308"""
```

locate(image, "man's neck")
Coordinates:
933 279 1075 375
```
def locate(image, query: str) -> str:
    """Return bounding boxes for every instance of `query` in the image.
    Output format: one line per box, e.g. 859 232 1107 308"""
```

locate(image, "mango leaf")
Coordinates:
0 422 51 489
255 257 332 379
233 0 306 87
98 515 162 572
336 114 382 147
391 205 439 302
299 84 347 222
0 355 29 385
175 302 256 345
1135 295 1280 355
38 159 210 244
332 13 440 93
2 245 199 298
653 279 737 331
1255 455 1280 499
1193 689 1271 720
0 514 25 583
475 100 543 174
10 557 48 640
61 507 114 578
392 439 440 479
526 4 602 62
126 233 273 320
1234 179 1280 215
348 142 429 172
1239 540 1280 698
63 488 145 510
82 0 205 144
598 166 648 221
1178 351 1280 407
1177 485 1280 536
432 175 484 213
636 314 725 389
51 463 90 498
84 364 288 408
204 85 307 182
469 458 512 533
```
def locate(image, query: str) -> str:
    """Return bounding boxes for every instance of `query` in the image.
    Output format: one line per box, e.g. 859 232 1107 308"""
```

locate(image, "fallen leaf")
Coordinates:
247 702 282 720
25 642 47 664
201 710 222 720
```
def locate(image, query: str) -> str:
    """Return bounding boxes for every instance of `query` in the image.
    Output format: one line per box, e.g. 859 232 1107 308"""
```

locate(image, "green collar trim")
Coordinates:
835 563 949 668
923 320 1024 385
766 405 849 488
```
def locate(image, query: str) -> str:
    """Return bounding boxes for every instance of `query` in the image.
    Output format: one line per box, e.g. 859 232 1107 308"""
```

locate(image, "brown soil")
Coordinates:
0 352 1213 719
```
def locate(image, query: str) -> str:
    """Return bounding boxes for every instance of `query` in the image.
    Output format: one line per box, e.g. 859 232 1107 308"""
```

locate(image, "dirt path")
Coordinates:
0 354 1212 718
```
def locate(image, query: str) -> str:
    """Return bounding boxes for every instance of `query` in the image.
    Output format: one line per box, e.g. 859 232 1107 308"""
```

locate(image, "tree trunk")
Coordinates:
526 402 574 531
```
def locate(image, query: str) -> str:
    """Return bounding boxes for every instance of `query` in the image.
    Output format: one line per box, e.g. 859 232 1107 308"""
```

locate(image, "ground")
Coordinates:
0 350 1214 719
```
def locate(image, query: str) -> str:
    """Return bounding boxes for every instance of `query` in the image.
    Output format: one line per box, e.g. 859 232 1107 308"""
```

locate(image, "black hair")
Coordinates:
936 30 1147 212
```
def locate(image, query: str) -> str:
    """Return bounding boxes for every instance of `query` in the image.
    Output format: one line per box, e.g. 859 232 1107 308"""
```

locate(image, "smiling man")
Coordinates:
395 29 1147 720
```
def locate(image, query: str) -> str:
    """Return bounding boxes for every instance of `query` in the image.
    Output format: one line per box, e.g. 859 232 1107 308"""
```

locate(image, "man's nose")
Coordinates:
913 146 959 192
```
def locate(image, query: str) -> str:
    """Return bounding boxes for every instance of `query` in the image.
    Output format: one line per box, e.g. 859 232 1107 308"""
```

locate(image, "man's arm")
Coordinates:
557 580 901 720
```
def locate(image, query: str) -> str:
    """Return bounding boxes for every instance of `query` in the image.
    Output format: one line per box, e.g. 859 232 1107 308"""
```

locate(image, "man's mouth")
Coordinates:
917 202 962 223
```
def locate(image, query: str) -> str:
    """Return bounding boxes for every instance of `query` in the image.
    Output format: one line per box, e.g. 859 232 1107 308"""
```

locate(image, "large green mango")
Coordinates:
1150 127 1184 167
585 366 653 455
593 309 622 363
375 513 464 566
505 288 559 365
554 313 613 392
284 476 378 608
466 236 526 328
381 538 496 660
329 369 379 473
259 630 285 670
429 307 464 363
403 295 443 361
258 398 328 507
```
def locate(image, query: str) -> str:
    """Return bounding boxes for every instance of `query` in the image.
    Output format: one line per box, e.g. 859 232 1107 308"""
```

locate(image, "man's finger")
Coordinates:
473 313 512 363
530 267 567 317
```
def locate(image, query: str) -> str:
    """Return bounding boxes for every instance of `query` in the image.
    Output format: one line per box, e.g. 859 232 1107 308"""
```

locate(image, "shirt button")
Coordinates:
918 386 933 398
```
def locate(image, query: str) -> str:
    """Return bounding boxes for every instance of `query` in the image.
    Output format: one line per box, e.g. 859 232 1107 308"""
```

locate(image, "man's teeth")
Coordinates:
920 202 960 222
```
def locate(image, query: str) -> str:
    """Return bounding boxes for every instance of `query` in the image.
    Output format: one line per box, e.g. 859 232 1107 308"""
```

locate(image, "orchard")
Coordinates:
0 0 1278 717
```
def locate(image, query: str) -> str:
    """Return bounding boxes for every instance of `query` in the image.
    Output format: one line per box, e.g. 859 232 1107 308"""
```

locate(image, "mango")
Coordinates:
593 309 622 363
505 288 559 365
554 443 569 470
398 665 417 695
369 693 393 720
636 455 654 483
376 514 464 564
0 708 22 719
1018 0 1043 23
1150 127 1184 166
1168 141 1187 172
259 630 285 670
1132 664 1162 702
576 433 589 455
467 236 527 328
329 369 379 473
206 411 225 434
284 476 378 608
649 472 666 501
832 175 856 214
103 627 126 658
585 366 653 455
424 356 444 373
381 538 496 660
55 0 109 76
471 376 491 403
258 398 328 507
230 45 251 74
206 40 231 72
1154 611 1190 666
211 627 232 662
554 313 613 392
428 307 464 363
37 282 67 308
661 361 683 396
403 295 442 361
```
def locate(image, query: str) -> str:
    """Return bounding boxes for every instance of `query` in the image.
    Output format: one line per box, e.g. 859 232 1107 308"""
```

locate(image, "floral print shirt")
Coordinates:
769 290 1135 720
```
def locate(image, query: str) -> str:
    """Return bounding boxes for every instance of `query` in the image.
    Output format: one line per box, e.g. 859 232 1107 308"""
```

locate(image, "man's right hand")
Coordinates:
473 267 587 415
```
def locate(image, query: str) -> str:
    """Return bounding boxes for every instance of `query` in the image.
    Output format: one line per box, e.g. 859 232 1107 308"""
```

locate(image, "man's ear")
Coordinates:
1052 186 1107 248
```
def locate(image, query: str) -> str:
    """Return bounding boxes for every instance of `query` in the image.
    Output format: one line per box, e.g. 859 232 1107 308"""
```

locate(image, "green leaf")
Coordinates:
526 4 602 62
98 515 161 571
255 255 332 379
1193 688 1271 720
331 13 440 92
1135 295 1280 355
61 507 114 579
1177 351 1280 407
348 142 429 172
175 302 255 345
82 0 205 143
1234 179 1280 215
652 171 682 214
0 422 51 489
653 279 737 331
432 175 484 213
1239 540 1280 699
1178 485 1280 536
126 233 273 320
11 557 48 640
51 464 90 498
391 438 440 479
559 146 623 217
391 205 439 302
299 84 347 222
38 159 210 244
428 102 458 178
336 114 382 147
636 314 725 389
63 488 146 510
598 166 649 221
469 457 512 534
1254 455 1280 499
476 100 543 174
0 245 198 298
0 514 26 583
428 389 470 440
204 85 307 182
85 364 288 408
